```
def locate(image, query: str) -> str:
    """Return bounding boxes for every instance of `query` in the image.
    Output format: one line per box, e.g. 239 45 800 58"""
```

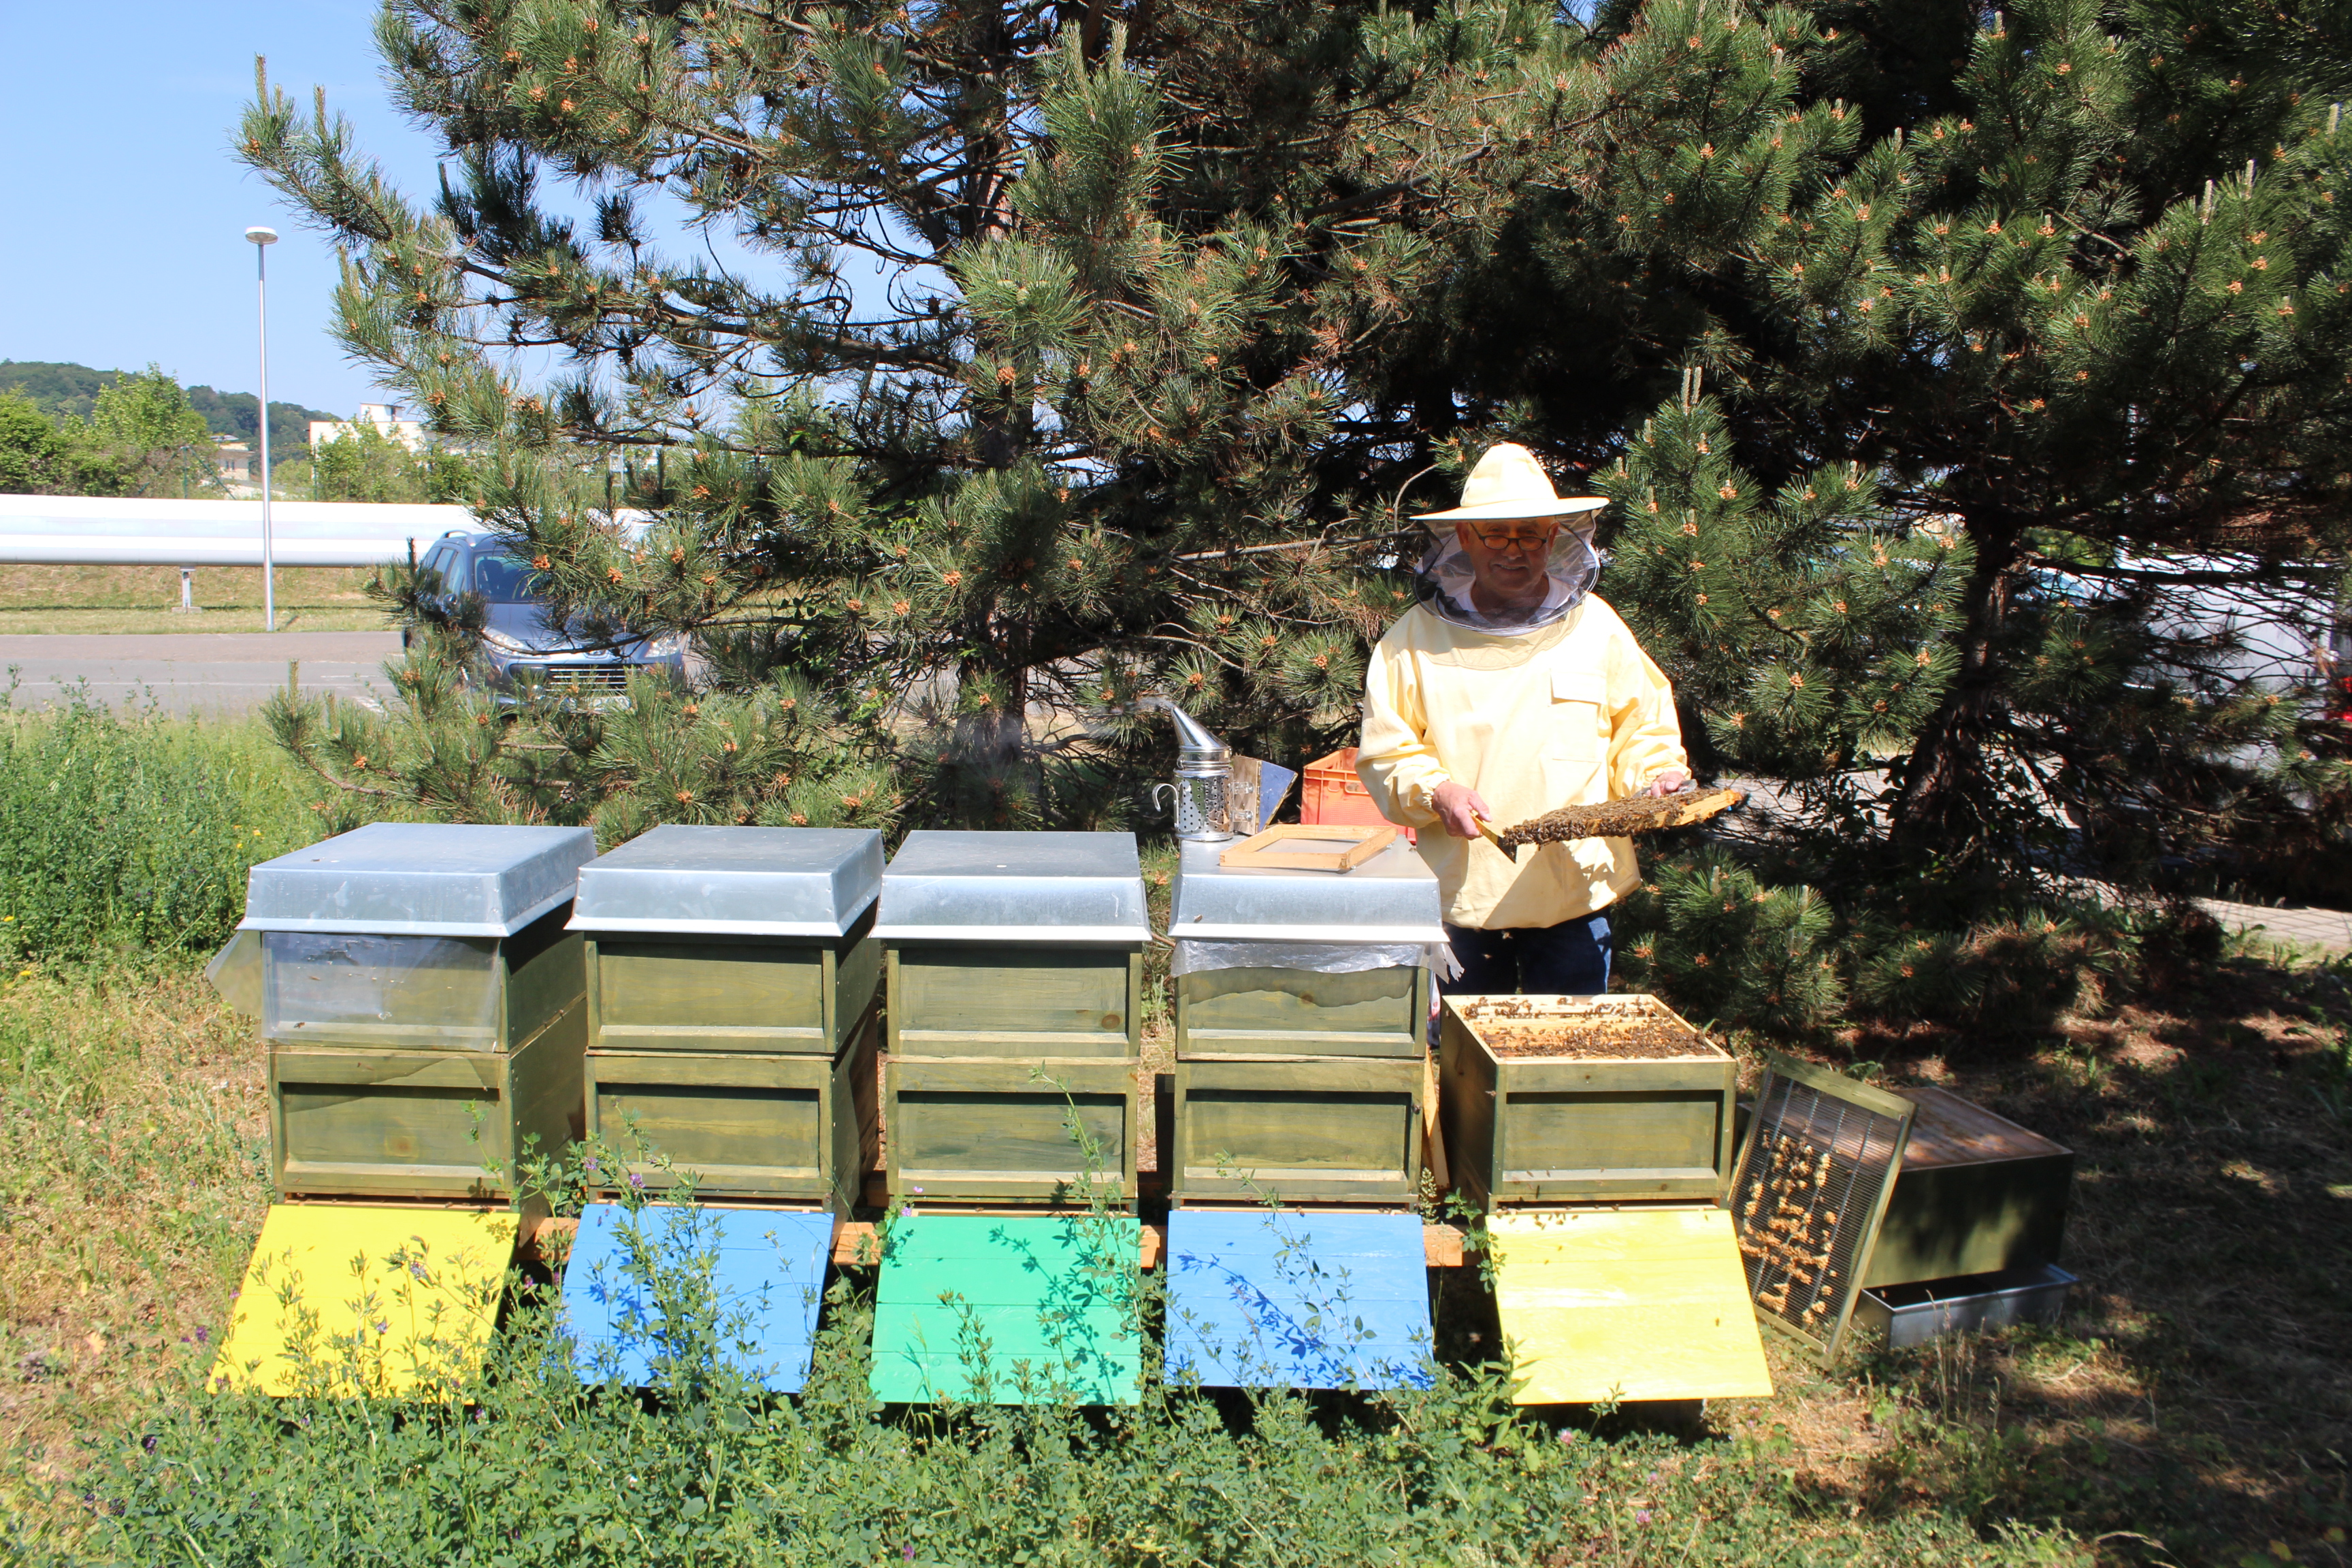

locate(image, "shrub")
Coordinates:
0 700 317 962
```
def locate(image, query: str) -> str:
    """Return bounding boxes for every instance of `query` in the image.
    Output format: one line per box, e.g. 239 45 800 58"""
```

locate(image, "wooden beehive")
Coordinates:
261 907 583 1053
1861 1087 2072 1289
887 944 1142 1058
1166 1056 1424 1203
585 917 881 1056
1162 836 1443 1203
1173 964 1429 1060
884 1057 1139 1203
268 996 585 1202
569 826 887 1206
875 832 1149 1206
242 824 599 1203
1439 993 1737 1207
585 1008 881 1208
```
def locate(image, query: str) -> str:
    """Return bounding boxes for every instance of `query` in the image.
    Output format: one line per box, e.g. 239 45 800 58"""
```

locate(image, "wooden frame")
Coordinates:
1728 1051 1916 1361
1437 994 1737 1208
1168 1056 1424 1204
1216 823 1397 872
582 1003 880 1210
884 1058 1139 1205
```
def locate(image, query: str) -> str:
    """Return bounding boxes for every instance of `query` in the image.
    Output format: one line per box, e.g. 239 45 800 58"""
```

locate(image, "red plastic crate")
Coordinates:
1300 748 1416 845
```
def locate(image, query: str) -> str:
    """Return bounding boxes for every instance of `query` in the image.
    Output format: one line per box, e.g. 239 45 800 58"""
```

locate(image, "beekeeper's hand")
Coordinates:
1430 781 1494 840
1645 768 1693 798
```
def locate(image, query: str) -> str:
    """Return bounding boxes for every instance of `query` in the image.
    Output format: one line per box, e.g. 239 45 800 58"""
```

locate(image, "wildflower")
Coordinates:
193 1326 209 1343
628 1172 646 1190
1635 1509 1653 1524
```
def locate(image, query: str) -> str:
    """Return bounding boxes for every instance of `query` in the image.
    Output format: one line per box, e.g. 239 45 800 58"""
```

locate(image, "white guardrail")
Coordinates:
0 495 481 567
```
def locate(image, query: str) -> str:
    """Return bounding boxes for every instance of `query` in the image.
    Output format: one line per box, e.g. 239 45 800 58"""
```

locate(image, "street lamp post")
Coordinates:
246 225 279 632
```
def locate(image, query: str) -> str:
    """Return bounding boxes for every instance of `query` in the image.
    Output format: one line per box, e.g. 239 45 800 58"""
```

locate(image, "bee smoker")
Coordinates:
1143 698 1237 843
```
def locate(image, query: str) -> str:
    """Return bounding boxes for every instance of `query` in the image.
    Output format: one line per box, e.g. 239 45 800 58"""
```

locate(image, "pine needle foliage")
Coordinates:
237 3 1561 837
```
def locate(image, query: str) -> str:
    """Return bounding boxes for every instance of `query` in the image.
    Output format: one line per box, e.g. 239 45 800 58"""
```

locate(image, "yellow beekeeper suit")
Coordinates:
1356 598 1686 928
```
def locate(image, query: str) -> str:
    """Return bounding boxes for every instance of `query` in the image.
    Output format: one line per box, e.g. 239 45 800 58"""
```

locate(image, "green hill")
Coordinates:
0 361 340 453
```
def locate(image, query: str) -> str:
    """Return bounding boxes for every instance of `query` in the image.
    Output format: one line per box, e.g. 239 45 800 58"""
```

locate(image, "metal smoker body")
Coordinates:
1145 698 1236 843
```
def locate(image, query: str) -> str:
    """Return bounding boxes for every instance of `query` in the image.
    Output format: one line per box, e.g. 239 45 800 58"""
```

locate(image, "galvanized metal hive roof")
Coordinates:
1168 838 1445 943
568 825 883 938
239 823 598 936
875 830 1150 945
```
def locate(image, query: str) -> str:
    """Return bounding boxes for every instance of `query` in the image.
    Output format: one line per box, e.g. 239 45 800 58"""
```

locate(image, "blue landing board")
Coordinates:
559 1205 832 1392
1164 1210 1433 1390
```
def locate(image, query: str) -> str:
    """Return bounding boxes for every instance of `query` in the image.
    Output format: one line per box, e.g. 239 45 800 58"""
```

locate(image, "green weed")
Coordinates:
0 697 322 963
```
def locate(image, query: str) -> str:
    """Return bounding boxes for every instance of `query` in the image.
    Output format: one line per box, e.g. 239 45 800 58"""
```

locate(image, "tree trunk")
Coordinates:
1888 521 2024 861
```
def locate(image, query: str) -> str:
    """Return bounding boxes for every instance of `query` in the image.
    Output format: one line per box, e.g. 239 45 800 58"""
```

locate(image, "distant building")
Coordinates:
308 402 428 453
215 441 256 495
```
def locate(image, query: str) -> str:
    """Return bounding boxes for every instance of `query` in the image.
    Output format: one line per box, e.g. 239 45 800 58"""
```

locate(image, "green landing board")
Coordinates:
870 1213 1141 1405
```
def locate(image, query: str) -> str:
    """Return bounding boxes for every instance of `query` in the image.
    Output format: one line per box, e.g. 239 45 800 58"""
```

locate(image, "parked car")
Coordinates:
406 529 687 701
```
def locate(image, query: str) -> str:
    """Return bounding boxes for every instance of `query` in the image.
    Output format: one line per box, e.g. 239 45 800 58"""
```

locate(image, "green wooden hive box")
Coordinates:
569 824 885 1208
1861 1086 2073 1289
1164 836 1446 1203
240 823 598 1202
1439 993 1737 1207
877 830 1148 1204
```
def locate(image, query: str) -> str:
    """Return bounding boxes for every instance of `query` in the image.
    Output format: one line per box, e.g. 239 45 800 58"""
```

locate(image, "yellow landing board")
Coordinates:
1490 1207 1772 1405
212 1205 517 1397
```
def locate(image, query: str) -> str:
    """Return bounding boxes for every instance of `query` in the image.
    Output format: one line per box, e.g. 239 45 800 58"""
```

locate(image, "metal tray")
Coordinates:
1169 838 1443 944
1853 1264 2077 1350
875 830 1149 945
568 825 883 937
240 823 598 936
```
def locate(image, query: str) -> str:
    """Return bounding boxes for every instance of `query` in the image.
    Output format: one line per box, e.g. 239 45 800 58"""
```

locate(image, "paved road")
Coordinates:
0 632 403 715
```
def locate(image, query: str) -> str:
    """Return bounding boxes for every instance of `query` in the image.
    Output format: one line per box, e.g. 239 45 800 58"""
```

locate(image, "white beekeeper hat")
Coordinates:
1415 442 1607 526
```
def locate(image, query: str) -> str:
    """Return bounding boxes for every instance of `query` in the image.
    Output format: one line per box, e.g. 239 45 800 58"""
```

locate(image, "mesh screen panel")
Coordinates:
1731 1062 1913 1357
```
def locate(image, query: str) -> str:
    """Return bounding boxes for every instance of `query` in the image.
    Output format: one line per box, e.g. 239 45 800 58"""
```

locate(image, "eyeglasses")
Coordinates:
1463 521 1562 551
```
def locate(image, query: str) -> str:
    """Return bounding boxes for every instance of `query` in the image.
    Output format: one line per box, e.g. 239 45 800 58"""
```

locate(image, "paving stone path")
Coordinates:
2196 898 2352 956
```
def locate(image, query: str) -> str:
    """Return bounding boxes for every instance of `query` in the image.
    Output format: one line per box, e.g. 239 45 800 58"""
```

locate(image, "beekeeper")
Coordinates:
1356 442 1689 996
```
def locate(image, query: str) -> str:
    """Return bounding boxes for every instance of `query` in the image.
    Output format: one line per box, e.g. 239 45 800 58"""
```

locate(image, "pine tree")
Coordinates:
240 3 1567 833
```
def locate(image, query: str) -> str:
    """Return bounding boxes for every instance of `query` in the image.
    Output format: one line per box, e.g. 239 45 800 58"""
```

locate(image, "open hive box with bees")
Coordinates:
1437 993 1739 1207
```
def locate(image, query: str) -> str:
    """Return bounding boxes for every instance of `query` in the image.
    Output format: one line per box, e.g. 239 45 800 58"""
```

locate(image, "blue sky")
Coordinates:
1 3 471 414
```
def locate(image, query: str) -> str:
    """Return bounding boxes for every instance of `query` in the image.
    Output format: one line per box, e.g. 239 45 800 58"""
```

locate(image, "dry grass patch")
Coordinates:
0 966 270 1516
0 564 386 634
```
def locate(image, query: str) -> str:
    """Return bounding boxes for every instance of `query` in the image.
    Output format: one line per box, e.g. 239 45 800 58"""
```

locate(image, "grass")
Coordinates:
0 713 2349 1565
0 564 392 634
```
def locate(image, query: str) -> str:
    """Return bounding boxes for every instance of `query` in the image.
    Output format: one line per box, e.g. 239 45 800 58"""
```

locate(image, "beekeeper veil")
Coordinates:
1411 443 1607 636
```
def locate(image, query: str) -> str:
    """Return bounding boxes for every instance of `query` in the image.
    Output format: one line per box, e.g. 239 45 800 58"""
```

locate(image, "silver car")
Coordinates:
408 530 687 702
